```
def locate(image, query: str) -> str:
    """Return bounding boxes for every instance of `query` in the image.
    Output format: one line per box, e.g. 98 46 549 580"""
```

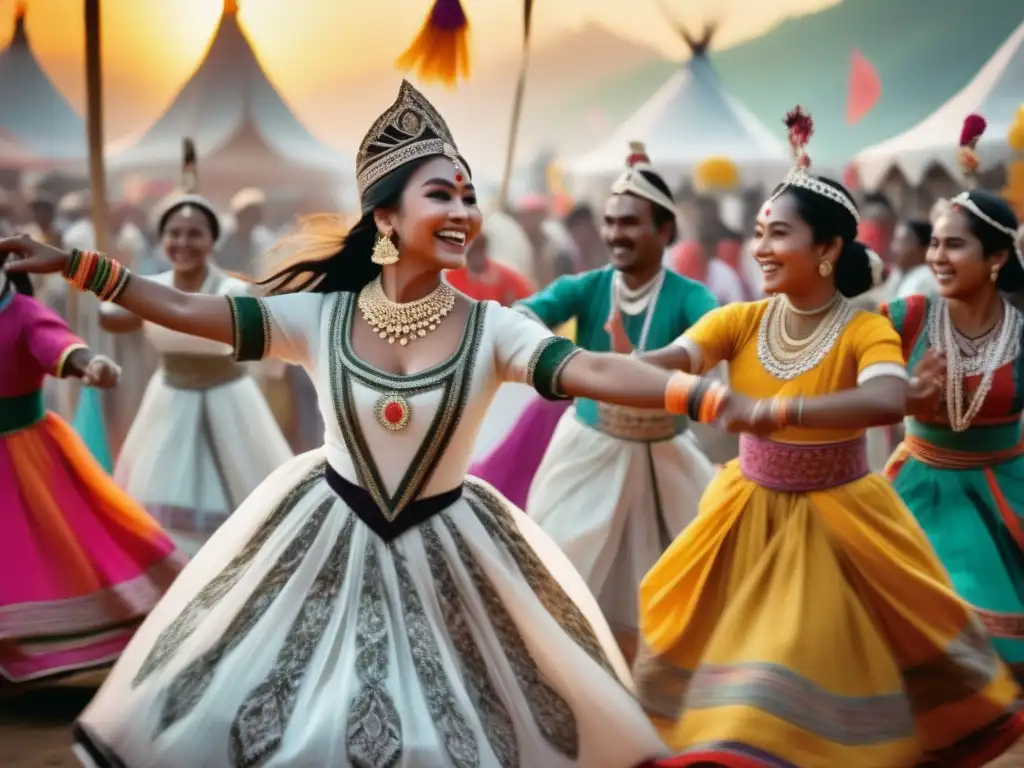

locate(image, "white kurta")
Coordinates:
115 269 292 556
527 410 714 636
74 293 666 768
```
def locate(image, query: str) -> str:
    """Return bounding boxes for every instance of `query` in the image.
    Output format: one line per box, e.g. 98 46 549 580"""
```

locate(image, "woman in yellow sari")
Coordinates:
630 110 1024 767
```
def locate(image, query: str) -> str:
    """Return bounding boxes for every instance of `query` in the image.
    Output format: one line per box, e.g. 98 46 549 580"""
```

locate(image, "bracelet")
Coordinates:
795 395 805 426
770 397 789 427
65 248 132 302
698 382 727 423
664 371 697 415
751 399 766 424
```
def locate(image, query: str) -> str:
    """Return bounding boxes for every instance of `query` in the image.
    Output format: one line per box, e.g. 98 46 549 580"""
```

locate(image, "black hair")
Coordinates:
904 219 932 249
0 250 33 297
564 203 595 229
954 190 1023 293
637 169 678 244
771 175 874 298
258 157 433 295
158 199 221 242
863 192 895 213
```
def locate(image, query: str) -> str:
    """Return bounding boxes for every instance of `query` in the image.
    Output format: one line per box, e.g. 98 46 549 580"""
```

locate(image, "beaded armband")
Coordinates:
227 295 271 362
526 336 581 400
64 248 131 302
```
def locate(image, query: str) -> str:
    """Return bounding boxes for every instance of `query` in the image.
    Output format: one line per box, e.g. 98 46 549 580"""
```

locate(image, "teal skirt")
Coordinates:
889 421 1024 675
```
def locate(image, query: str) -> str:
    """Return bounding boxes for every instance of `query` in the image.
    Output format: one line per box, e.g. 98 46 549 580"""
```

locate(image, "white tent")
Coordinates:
855 21 1024 190
569 30 789 187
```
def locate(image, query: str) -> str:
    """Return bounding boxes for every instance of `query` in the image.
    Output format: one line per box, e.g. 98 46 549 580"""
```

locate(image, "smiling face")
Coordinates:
601 193 668 275
927 207 1005 299
161 205 215 275
753 192 838 296
376 156 481 271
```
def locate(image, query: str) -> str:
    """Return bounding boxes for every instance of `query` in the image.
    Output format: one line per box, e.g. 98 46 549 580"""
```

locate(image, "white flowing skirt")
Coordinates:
526 410 714 634
116 372 293 555
73 450 667 768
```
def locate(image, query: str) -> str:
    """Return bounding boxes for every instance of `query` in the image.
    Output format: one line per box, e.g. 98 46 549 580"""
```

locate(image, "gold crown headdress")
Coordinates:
609 141 676 213
770 106 860 224
355 80 468 203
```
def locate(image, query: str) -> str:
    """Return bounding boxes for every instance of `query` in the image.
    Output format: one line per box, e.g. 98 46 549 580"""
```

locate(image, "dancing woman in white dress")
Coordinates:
102 194 292 555
5 82 685 768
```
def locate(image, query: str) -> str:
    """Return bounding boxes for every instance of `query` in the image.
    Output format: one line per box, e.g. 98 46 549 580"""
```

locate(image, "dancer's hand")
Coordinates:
604 309 634 354
82 355 121 389
717 393 778 435
0 234 70 274
908 349 945 417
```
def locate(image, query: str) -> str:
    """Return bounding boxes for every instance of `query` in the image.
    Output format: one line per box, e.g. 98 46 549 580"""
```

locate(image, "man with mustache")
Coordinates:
513 142 718 658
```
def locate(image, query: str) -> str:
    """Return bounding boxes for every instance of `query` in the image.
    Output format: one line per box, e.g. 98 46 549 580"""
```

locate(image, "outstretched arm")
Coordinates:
557 350 676 409
98 303 144 333
3 238 235 345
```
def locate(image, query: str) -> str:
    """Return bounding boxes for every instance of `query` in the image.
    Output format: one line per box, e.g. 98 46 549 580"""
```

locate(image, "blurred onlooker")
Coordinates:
667 240 744 305
893 218 937 299
564 203 608 270
446 221 534 306
218 187 277 275
513 194 576 288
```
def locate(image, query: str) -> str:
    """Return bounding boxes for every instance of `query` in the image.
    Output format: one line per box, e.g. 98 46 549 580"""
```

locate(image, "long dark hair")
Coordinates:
0 251 34 297
257 158 432 295
771 176 874 298
952 190 1023 293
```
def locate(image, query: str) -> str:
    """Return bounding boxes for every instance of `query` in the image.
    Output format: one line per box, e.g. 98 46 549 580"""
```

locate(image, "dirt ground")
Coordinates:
3 674 1024 767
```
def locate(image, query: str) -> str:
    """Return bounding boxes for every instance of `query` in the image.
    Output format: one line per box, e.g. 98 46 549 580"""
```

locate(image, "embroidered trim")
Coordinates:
228 295 271 362
510 303 544 325
55 343 88 378
857 362 908 384
330 293 485 522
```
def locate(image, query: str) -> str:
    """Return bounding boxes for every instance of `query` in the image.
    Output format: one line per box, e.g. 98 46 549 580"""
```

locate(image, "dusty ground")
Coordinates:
3 675 1024 767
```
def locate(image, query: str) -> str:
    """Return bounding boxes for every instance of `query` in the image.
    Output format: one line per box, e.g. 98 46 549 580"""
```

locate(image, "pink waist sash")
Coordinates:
739 434 870 492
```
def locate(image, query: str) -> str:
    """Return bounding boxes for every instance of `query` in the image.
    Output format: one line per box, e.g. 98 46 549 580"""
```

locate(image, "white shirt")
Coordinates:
896 264 937 299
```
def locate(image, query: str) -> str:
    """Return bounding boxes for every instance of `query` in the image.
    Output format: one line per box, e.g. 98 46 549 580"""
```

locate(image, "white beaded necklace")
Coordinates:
927 297 1021 432
757 293 855 380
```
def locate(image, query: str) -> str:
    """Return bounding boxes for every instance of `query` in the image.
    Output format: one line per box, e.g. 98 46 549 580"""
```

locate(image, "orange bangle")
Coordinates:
664 371 697 415
698 383 723 423
73 250 97 291
771 397 790 427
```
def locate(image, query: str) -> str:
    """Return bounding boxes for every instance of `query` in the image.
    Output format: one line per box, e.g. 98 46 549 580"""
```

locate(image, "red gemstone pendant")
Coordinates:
375 393 411 431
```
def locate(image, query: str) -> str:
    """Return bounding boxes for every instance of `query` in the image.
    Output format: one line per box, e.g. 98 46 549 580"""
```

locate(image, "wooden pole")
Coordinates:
497 0 535 210
84 0 110 255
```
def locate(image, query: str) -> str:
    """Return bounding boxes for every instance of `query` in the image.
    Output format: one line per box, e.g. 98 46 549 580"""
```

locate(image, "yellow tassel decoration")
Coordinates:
693 157 740 193
1004 105 1024 219
396 0 471 88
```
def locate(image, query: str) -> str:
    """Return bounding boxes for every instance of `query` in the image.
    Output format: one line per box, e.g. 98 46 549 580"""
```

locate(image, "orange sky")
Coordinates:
0 0 837 142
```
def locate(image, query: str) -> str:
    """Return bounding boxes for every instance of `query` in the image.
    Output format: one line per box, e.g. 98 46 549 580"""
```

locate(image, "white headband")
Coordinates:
950 191 1024 268
610 165 677 215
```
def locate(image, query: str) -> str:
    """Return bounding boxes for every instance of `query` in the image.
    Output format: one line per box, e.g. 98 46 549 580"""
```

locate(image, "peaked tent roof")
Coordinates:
0 4 86 162
106 2 347 176
855 20 1024 190
570 30 789 184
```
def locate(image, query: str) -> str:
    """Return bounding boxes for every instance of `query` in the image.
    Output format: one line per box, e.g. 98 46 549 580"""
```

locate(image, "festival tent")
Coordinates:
855 20 1024 190
0 3 86 165
105 0 348 201
569 28 790 186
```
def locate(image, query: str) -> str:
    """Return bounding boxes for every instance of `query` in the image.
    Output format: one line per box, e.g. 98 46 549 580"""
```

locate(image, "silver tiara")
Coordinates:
771 168 860 224
950 191 1024 267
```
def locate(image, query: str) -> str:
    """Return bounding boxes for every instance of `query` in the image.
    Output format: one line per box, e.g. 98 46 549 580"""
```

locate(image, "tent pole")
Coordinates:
84 0 110 256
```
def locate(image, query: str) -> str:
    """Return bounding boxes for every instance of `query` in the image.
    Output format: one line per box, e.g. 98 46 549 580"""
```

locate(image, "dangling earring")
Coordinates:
991 263 1000 283
371 232 399 265
818 260 833 278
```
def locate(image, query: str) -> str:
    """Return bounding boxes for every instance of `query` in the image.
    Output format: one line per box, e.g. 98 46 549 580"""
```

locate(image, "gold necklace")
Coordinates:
357 276 456 346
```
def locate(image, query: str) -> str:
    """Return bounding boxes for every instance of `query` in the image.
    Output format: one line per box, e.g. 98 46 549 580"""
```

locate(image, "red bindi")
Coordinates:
455 172 463 182
764 207 771 216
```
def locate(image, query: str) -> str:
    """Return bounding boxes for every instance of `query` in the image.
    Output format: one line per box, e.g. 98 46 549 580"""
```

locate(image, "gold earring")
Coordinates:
818 260 833 278
991 263 1000 282
371 233 399 265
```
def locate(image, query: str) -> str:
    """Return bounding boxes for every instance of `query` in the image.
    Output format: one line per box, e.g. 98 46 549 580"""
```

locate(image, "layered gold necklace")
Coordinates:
757 293 854 380
357 276 456 346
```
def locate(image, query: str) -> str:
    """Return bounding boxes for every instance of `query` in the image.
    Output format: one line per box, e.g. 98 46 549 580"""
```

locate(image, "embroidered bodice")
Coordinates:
231 291 575 522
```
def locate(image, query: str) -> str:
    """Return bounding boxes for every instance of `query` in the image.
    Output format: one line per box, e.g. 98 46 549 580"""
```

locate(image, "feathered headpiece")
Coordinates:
770 105 860 223
609 141 676 214
396 0 471 88
957 113 986 188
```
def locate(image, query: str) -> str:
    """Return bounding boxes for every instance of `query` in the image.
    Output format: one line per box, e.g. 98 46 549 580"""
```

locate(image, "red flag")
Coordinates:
845 48 881 125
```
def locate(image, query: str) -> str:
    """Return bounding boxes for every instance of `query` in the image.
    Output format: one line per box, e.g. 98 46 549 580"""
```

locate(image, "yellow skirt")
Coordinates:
636 462 1024 767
